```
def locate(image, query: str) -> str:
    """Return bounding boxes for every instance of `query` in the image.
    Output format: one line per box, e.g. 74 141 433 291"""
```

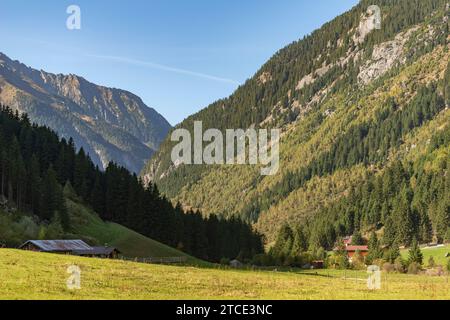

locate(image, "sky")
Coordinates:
0 0 359 125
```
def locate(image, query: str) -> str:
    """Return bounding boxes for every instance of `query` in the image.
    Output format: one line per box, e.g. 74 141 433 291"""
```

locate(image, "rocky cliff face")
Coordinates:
0 52 171 173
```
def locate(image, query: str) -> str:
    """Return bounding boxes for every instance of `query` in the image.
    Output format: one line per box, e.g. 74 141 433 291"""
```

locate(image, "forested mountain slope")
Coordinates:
0 53 171 173
0 107 262 262
142 0 449 248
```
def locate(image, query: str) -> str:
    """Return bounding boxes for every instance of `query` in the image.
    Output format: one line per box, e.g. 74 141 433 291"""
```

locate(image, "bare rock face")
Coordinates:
0 52 171 173
353 7 380 45
358 28 417 85
296 73 315 91
296 63 334 91
258 72 272 85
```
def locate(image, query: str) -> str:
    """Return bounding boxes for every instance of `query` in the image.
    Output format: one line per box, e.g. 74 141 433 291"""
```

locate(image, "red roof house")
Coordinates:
344 245 369 260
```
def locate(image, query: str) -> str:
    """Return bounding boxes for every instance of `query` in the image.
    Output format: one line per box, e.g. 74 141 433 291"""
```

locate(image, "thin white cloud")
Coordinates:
86 54 240 85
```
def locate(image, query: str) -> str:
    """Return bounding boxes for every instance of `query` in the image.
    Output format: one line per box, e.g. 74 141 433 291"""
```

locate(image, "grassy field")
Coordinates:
0 249 449 300
401 244 450 266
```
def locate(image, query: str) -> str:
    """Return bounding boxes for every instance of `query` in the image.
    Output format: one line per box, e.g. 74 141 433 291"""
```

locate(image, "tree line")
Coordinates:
0 106 263 262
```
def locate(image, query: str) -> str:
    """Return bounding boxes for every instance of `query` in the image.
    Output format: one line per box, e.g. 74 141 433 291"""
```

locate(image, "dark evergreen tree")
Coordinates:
407 238 423 266
366 232 382 264
351 231 364 245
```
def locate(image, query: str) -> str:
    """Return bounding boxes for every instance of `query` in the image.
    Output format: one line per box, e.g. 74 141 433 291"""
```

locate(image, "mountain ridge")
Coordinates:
0 52 171 173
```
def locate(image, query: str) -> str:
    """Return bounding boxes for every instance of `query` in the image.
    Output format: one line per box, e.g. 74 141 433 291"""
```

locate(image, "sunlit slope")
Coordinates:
161 46 449 240
67 198 195 261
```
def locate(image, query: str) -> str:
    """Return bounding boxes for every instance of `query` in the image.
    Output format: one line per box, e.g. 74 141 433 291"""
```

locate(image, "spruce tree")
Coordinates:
392 184 414 245
367 232 382 265
291 227 308 256
273 224 294 257
351 231 364 245
407 238 423 266
40 166 60 221
384 241 400 264
28 155 42 214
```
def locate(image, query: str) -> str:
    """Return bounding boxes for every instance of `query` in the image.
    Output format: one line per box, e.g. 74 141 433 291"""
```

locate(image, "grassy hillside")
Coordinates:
401 244 450 266
67 197 199 263
0 249 449 300
0 188 196 263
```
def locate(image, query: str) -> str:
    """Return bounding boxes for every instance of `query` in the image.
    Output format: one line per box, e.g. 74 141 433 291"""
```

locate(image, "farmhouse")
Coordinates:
19 240 120 259
344 245 369 260
334 236 369 261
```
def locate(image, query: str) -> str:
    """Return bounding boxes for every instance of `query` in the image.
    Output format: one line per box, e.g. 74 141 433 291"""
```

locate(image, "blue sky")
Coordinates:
0 0 358 125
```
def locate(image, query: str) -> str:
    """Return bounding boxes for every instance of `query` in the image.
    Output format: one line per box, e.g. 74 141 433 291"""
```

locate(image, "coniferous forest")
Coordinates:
261 76 450 265
252 80 450 266
0 106 263 262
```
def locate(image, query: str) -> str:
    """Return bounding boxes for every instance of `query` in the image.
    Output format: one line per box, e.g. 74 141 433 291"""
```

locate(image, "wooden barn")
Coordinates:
19 240 120 259
73 246 121 259
19 240 92 254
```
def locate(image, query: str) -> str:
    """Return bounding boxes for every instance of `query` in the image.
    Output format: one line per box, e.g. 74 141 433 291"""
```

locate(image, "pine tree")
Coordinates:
383 216 396 246
366 232 382 265
40 166 58 220
435 200 449 243
392 184 414 245
73 148 88 199
408 238 423 266
334 238 349 269
28 155 41 215
273 224 294 257
418 210 432 244
291 227 308 256
55 185 70 231
7 137 24 206
351 231 364 245
384 241 400 264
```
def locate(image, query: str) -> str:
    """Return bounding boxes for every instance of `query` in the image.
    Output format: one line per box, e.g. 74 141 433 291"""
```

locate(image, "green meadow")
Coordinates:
401 245 450 267
0 249 449 300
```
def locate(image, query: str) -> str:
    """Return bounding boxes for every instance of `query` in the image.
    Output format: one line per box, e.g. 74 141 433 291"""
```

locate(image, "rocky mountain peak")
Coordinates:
0 52 171 173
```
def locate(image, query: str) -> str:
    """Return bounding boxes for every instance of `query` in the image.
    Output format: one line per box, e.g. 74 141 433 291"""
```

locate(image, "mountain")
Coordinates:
0 52 171 173
142 0 450 249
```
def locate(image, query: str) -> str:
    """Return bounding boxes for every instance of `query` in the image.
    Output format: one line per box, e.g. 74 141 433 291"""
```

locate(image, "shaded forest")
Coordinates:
0 106 263 262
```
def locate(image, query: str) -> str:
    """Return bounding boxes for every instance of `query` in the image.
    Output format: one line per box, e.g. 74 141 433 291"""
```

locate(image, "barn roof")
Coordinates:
19 240 92 252
73 246 120 256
